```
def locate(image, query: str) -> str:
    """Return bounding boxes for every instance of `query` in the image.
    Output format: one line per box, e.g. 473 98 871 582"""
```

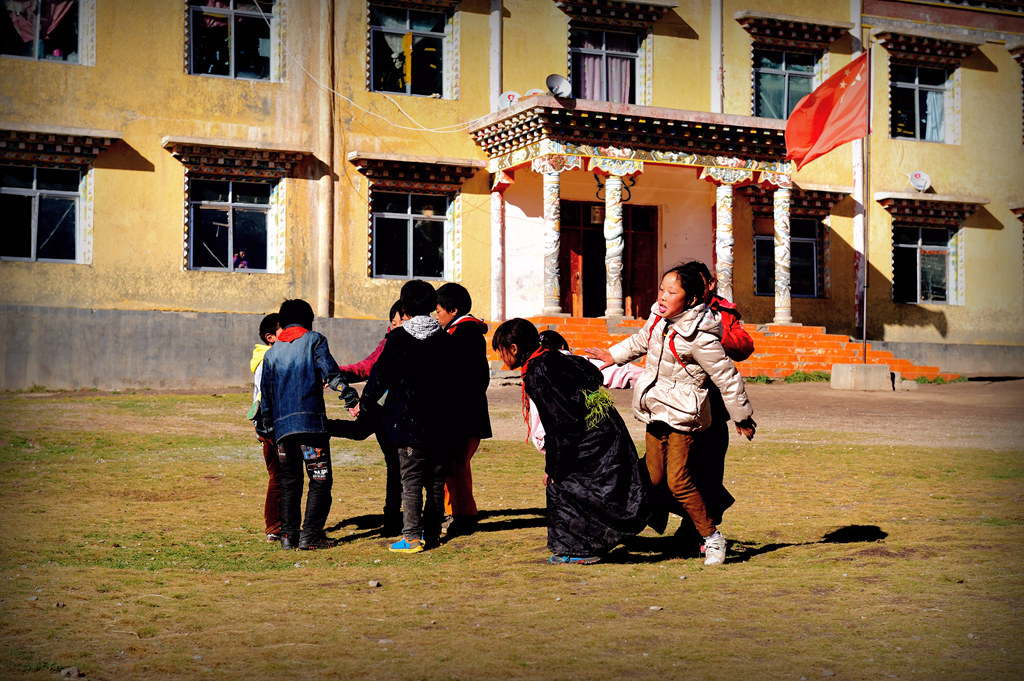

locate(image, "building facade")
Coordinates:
1 0 1022 389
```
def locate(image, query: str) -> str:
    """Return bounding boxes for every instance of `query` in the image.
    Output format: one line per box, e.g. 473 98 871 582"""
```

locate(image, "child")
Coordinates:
249 313 282 542
354 280 454 553
257 299 358 551
493 318 649 565
435 282 491 537
587 265 756 566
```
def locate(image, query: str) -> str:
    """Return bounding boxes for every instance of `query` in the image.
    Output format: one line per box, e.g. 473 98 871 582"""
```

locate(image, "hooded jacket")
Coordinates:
608 303 753 432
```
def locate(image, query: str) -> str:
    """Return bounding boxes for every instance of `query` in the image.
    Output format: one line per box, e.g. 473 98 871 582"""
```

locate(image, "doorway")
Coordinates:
559 201 659 318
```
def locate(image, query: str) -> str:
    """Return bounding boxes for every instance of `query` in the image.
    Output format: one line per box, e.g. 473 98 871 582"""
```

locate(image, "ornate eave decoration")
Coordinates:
875 192 987 228
468 96 790 181
734 10 853 51
163 137 309 180
874 28 982 67
1010 43 1024 66
0 125 121 168
369 0 460 11
742 185 849 218
554 0 677 29
347 151 485 194
1009 201 1024 224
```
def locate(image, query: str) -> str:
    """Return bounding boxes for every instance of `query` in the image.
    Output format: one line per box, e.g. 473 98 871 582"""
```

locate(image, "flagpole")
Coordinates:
861 40 872 364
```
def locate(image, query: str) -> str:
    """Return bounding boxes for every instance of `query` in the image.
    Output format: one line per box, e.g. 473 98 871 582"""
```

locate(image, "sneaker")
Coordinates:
279 533 299 551
299 536 338 550
548 554 601 565
389 537 424 554
703 531 727 566
266 533 280 543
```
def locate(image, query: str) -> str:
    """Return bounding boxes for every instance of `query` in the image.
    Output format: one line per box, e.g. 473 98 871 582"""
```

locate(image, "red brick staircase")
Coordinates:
485 316 958 381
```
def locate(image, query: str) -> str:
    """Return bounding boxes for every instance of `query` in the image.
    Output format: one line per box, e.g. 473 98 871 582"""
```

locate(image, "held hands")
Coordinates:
348 403 361 418
735 417 757 441
584 347 614 370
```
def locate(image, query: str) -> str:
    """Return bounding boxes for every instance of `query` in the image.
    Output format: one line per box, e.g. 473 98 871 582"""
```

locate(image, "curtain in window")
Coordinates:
378 13 407 85
607 55 631 104
923 90 944 142
7 0 36 43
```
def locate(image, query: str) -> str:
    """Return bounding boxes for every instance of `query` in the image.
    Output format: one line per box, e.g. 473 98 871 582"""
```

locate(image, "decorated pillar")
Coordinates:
593 157 642 317
773 187 793 324
490 170 514 322
532 155 581 315
715 183 735 303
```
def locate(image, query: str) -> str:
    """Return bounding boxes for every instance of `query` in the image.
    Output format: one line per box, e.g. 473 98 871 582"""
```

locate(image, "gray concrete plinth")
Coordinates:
830 364 893 391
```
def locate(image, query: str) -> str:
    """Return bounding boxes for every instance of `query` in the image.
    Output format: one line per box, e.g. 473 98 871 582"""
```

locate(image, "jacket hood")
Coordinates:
447 314 488 335
250 343 270 373
672 304 721 340
403 315 443 340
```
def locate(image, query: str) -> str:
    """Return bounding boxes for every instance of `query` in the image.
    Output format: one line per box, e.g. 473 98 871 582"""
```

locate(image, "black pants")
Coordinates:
277 434 332 543
328 417 401 530
397 446 447 543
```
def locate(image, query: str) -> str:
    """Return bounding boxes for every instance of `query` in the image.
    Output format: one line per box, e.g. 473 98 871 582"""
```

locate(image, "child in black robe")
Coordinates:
492 318 649 564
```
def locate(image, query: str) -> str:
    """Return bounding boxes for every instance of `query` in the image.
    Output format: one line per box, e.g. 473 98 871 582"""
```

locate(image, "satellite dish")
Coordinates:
545 74 572 98
497 90 521 109
909 170 931 192
524 88 545 98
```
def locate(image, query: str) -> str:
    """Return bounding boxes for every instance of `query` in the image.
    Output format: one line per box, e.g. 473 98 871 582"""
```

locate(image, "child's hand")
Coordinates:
542 473 549 487
584 347 614 369
735 417 756 441
349 404 360 418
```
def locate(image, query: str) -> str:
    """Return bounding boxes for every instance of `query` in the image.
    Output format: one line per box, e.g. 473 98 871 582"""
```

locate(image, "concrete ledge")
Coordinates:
831 364 893 391
868 341 1024 377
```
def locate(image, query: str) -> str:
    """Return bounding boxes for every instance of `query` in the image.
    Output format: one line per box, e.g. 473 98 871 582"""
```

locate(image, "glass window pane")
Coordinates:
892 246 917 303
754 49 783 70
234 15 270 79
370 6 406 29
409 10 444 33
372 192 409 214
890 86 916 138
40 0 77 62
410 34 443 96
0 193 33 258
232 208 267 270
36 195 76 260
606 54 634 104
233 181 271 205
920 89 944 142
790 219 817 240
893 226 918 245
373 217 409 277
755 72 785 119
604 31 636 54
191 179 229 203
37 168 79 191
412 219 443 278
921 228 948 246
192 206 230 268
786 50 816 72
236 1 274 11
791 240 816 297
572 51 603 100
920 251 947 302
754 236 774 296
570 29 601 50
371 29 406 93
192 8 230 76
411 194 446 216
918 66 947 86
1 0 36 58
1 165 34 189
890 63 915 85
787 75 813 117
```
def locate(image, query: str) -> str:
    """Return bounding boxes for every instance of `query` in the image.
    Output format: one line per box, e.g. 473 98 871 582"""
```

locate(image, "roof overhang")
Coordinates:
0 124 122 168
554 0 678 29
735 10 854 49
162 136 311 180
347 151 485 193
875 191 988 227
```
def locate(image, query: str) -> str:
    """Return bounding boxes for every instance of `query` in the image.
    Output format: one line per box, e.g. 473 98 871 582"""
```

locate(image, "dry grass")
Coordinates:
0 389 1021 680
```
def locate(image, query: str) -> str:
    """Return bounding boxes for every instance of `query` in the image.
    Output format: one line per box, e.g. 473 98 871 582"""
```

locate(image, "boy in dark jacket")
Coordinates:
435 283 491 536
355 280 453 553
258 299 358 550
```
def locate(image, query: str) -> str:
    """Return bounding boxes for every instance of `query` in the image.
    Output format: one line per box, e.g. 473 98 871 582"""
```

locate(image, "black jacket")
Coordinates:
445 315 492 440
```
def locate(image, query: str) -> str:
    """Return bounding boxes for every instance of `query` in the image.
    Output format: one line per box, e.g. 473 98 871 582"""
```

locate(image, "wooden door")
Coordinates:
623 205 659 318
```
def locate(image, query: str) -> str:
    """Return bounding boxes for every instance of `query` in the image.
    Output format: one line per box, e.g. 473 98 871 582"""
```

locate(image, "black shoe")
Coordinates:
280 533 299 550
298 533 338 550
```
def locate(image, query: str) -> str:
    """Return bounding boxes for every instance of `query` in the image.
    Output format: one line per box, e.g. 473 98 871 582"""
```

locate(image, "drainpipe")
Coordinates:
711 0 723 113
316 0 335 318
490 0 502 111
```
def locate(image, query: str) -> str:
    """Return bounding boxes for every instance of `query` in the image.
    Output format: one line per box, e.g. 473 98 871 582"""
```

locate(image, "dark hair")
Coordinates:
258 313 279 343
491 318 540 369
436 282 472 317
538 330 569 352
278 299 315 329
679 260 713 284
399 279 437 318
388 300 402 321
661 265 705 310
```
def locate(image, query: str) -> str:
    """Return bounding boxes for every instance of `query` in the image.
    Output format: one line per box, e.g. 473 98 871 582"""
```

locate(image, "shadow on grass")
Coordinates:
326 507 548 540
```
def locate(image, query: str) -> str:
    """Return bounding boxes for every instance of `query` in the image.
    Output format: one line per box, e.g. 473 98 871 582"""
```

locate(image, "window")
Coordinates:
890 63 948 142
570 28 639 104
189 0 275 80
892 226 952 303
371 191 450 279
369 5 446 97
1 0 79 62
0 164 80 261
188 178 272 271
753 48 815 119
754 218 823 297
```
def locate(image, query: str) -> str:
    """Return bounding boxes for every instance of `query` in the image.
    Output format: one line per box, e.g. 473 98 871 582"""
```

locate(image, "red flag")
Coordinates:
785 51 869 170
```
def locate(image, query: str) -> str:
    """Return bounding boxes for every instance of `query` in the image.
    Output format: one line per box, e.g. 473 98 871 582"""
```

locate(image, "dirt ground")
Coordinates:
485 376 1024 451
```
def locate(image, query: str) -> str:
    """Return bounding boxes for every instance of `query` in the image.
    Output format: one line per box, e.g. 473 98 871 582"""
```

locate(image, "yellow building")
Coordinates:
1 0 1022 388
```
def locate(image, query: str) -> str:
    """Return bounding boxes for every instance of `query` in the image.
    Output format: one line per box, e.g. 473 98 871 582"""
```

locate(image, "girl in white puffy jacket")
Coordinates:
588 265 756 566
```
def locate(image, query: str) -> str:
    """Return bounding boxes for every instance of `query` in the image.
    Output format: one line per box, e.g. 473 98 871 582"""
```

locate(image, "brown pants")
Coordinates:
645 423 716 538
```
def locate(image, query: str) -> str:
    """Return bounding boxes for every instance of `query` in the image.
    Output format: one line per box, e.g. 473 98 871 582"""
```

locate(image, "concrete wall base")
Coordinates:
831 364 893 391
870 341 1024 377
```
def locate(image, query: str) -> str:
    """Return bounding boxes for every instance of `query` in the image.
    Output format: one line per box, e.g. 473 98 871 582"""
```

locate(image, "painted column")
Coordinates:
490 170 513 322
603 175 625 316
773 187 793 324
542 171 562 314
715 183 735 303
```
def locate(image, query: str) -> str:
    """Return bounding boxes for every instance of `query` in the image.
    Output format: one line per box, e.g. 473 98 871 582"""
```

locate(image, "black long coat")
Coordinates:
524 351 650 556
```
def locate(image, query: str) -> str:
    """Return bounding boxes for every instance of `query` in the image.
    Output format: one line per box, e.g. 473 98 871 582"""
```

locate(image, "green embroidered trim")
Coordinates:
583 388 614 430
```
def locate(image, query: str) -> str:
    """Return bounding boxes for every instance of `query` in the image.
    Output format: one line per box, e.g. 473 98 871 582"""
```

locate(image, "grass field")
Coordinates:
0 388 1021 680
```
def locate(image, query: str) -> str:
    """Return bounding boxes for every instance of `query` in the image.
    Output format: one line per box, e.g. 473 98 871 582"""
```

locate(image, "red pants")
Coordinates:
444 438 480 517
261 437 282 535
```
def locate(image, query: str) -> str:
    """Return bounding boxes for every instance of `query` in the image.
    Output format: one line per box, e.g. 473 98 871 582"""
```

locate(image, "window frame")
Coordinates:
188 0 276 81
889 62 949 143
891 225 952 304
752 47 817 120
568 26 640 104
370 190 452 280
367 4 449 98
186 177 274 272
0 164 81 263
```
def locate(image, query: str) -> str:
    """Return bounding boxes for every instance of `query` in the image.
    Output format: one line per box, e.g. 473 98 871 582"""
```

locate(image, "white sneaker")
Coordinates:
703 531 727 566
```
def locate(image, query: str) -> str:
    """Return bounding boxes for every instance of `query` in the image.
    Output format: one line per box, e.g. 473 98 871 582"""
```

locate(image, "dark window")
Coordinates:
369 5 446 97
754 218 823 297
0 164 79 261
892 225 949 303
1 0 79 62
570 28 639 104
371 191 449 278
189 0 274 80
188 178 271 270
753 48 815 119
890 63 947 142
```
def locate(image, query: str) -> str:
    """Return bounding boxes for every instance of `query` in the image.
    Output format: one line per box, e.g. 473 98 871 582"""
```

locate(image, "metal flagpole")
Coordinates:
861 41 872 363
